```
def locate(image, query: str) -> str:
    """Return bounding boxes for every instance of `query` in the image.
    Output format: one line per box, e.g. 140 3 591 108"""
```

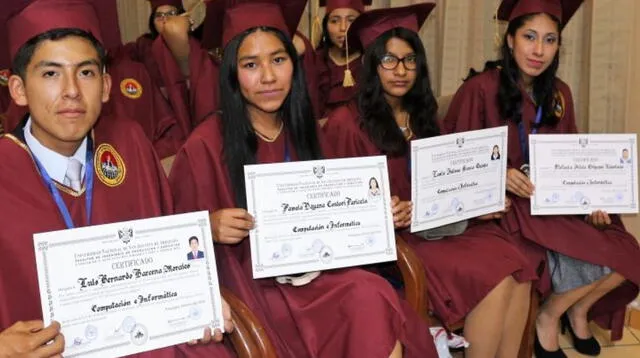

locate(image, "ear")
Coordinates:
101 72 112 103
507 34 514 51
7 74 28 106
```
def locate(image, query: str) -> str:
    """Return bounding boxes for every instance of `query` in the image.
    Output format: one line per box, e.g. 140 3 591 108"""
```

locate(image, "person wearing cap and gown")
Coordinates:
169 1 438 357
314 0 371 121
0 1 235 356
442 0 640 356
118 0 208 137
323 3 538 358
2 0 186 162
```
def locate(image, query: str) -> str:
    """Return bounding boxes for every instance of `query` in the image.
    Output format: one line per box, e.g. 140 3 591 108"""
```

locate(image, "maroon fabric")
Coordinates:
2 54 185 159
148 0 182 9
296 31 322 120
122 36 167 91
323 101 537 325
347 2 435 50
442 68 640 339
319 0 372 13
152 37 219 129
0 116 235 357
169 116 438 358
5 0 121 61
315 47 362 117
497 0 583 27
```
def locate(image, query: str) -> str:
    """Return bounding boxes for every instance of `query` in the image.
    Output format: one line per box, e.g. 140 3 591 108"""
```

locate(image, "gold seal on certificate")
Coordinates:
33 211 224 358
529 134 638 215
244 156 397 279
410 126 508 232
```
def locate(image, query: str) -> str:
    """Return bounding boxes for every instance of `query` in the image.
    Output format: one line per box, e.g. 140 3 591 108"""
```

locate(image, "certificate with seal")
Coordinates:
529 133 638 215
244 156 397 279
33 211 224 358
410 126 508 232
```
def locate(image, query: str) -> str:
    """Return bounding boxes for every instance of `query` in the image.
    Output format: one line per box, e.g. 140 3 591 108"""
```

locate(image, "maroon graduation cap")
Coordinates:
497 0 584 28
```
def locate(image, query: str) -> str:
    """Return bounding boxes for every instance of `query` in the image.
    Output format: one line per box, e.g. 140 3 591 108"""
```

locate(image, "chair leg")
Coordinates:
518 287 540 358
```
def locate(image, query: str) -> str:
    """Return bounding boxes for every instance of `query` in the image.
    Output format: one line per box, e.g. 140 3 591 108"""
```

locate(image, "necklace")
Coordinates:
254 120 284 143
397 114 413 140
328 50 360 66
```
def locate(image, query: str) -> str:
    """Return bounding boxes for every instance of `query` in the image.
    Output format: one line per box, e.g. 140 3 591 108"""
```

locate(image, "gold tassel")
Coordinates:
343 69 355 87
342 29 355 87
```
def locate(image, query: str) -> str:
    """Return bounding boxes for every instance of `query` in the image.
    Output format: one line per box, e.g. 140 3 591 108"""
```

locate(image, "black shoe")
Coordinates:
561 313 601 356
534 330 567 358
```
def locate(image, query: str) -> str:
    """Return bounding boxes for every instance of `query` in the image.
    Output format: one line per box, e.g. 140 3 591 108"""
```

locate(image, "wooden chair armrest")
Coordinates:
221 286 277 358
395 235 430 323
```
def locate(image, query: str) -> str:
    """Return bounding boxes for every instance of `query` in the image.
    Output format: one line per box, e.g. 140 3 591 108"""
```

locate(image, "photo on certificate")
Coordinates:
410 126 508 232
33 211 224 358
529 133 638 215
244 156 397 279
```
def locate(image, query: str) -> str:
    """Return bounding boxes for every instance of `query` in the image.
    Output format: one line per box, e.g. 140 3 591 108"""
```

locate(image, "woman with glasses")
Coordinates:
443 0 640 356
324 3 536 357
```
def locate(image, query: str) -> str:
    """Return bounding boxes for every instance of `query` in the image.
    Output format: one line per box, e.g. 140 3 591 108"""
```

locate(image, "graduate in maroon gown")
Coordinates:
169 1 438 357
2 0 186 161
442 0 640 356
323 3 539 357
314 0 371 120
0 1 233 356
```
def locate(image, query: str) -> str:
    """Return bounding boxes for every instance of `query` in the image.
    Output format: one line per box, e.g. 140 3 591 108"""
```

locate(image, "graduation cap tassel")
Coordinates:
342 33 355 87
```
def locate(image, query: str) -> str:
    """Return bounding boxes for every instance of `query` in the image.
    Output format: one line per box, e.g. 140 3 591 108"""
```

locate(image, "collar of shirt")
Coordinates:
24 117 88 184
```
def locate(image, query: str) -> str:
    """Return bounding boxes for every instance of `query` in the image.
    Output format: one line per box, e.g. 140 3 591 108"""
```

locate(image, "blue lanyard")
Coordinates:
518 106 542 165
31 138 95 229
284 137 291 162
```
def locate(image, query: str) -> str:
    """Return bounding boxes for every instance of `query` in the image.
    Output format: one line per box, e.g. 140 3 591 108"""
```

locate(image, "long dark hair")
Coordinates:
466 13 561 127
219 27 322 207
317 14 332 51
358 27 439 156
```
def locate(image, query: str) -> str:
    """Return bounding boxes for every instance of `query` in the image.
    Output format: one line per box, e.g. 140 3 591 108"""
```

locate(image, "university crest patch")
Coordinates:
120 78 143 99
0 69 10 86
95 143 126 187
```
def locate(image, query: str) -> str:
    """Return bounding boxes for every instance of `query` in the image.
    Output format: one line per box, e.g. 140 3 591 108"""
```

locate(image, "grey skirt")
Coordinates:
547 250 611 293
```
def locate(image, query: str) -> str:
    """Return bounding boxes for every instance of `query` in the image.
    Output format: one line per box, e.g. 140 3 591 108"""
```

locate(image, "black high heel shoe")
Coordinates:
534 330 567 358
561 313 601 356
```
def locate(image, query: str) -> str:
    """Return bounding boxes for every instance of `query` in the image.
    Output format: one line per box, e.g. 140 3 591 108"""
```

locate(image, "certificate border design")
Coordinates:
411 128 507 229
36 217 222 356
247 158 396 275
530 135 638 213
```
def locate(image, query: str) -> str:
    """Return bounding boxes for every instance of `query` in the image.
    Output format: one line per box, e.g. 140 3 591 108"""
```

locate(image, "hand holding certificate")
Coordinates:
244 156 397 279
33 211 224 358
410 126 508 232
529 134 638 215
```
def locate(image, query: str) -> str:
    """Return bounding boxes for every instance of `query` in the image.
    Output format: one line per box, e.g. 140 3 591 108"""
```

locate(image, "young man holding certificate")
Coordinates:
0 0 233 357
443 0 640 356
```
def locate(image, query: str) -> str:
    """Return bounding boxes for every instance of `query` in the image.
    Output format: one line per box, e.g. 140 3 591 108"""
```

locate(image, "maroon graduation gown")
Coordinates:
323 101 538 326
442 68 640 339
315 48 362 117
295 31 322 120
1 55 185 159
169 115 438 358
151 37 219 131
0 115 234 357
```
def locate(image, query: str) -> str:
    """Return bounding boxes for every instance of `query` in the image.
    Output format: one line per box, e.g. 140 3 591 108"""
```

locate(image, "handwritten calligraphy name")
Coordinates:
281 197 369 214
555 164 623 170
78 264 191 288
433 162 489 178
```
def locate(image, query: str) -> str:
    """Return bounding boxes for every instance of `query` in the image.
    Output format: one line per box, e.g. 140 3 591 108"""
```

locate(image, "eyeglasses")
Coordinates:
154 10 179 19
379 54 418 70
